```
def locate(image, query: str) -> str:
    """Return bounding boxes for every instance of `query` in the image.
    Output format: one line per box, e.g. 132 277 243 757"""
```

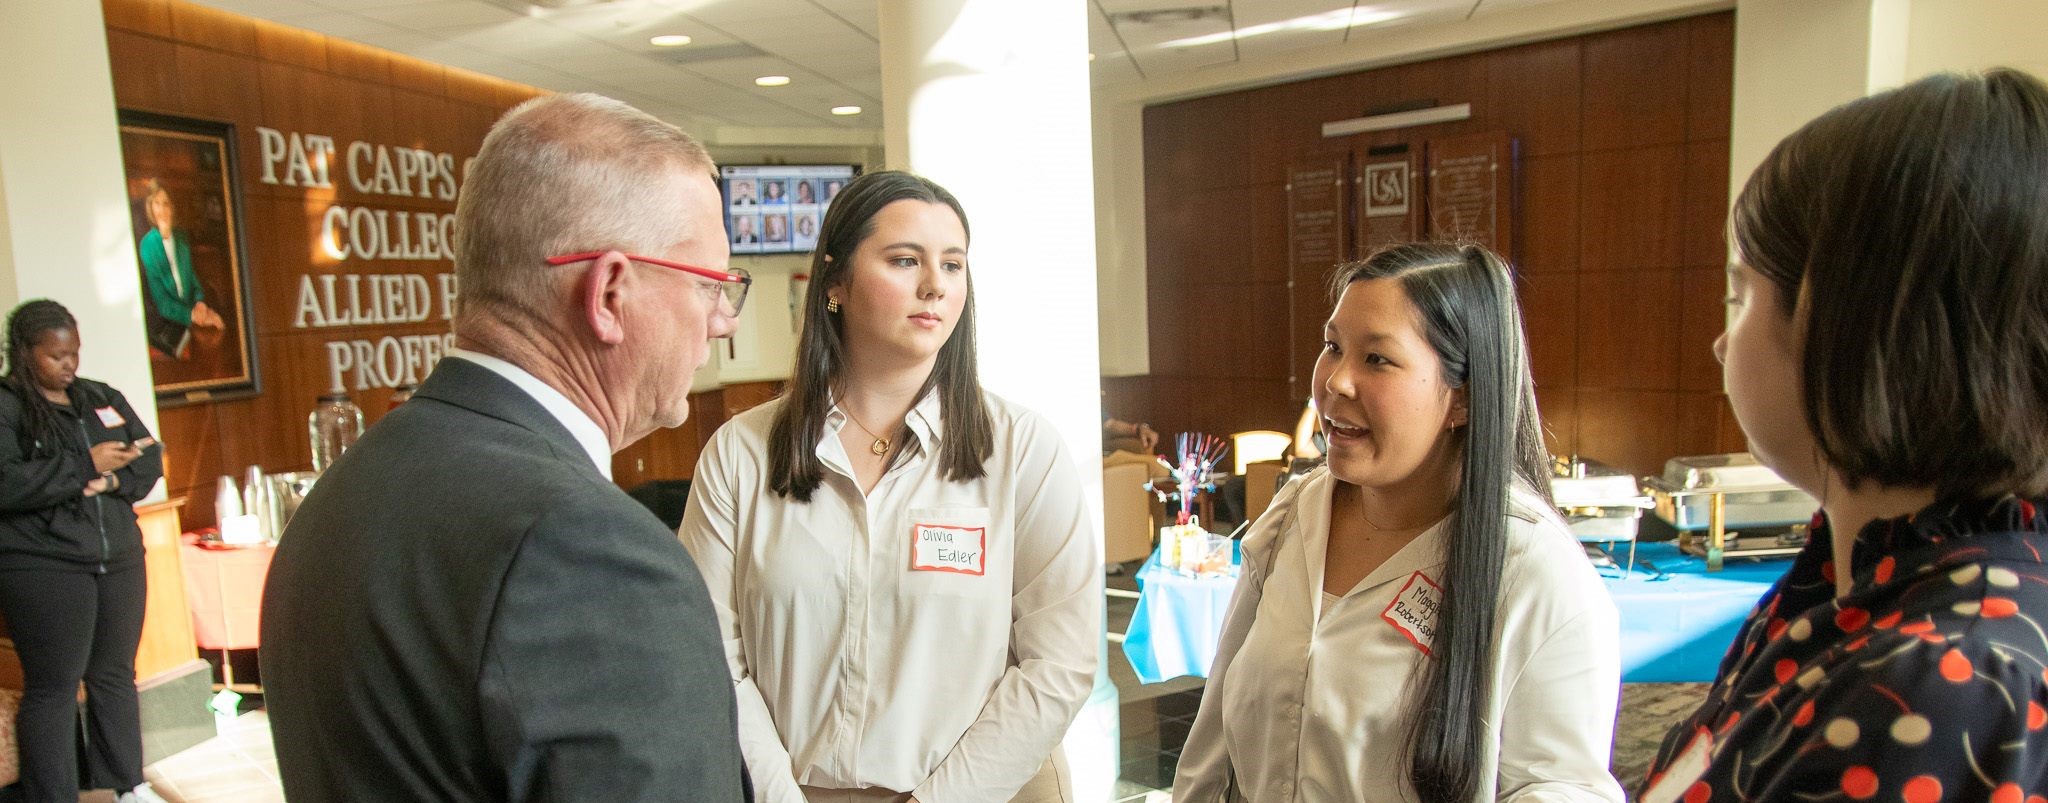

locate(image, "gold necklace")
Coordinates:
843 412 893 456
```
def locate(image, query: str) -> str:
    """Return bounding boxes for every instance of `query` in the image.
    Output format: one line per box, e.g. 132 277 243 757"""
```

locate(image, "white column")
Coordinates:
1728 0 1911 212
878 2 1114 799
0 1 162 463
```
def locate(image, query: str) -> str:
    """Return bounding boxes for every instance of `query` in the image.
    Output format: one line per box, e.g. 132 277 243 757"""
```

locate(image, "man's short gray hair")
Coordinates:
453 93 714 327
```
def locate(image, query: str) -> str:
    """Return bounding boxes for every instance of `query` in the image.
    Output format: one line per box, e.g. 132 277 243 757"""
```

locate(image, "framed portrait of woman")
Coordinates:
115 110 261 404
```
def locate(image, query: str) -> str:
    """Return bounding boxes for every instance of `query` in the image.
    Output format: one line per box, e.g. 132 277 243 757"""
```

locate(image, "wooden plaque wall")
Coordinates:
1122 12 1745 477
104 0 784 527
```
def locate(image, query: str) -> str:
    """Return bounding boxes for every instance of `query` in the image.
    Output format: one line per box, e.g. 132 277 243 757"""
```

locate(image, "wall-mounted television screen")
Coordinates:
722 164 859 255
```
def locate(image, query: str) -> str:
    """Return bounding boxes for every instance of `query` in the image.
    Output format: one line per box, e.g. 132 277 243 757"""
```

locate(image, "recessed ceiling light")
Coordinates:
649 34 692 47
831 105 862 116
755 75 791 87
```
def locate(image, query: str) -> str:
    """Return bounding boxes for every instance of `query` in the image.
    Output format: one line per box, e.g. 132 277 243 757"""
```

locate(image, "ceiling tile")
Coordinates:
361 0 523 32
193 0 337 20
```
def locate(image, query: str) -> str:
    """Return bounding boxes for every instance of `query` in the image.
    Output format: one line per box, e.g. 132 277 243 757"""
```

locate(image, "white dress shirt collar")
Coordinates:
444 347 612 479
821 388 945 459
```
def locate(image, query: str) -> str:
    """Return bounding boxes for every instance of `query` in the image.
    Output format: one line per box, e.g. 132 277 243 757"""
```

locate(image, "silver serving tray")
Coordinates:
1642 453 1817 531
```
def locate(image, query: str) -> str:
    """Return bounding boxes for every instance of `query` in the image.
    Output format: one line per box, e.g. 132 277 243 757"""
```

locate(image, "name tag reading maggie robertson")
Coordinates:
910 522 987 576
1381 571 1443 656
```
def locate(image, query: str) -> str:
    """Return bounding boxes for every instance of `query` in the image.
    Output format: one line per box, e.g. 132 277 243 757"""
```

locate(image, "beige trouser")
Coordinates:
800 754 1071 803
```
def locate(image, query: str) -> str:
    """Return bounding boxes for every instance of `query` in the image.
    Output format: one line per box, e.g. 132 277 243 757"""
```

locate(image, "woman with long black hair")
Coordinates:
680 171 1098 802
0 299 166 803
1174 243 1623 802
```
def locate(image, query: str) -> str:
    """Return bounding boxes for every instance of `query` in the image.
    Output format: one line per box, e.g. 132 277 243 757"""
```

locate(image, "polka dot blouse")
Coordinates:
1640 496 2048 803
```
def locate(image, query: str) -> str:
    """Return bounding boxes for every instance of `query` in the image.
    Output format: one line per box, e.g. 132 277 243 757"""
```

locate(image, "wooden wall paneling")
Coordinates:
1678 267 1727 393
1535 387 1579 458
1137 12 1734 468
166 0 258 57
1675 391 1728 461
153 404 219 509
105 29 182 113
1247 283 1292 383
296 69 371 155
1714 394 1748 453
1248 181 1290 283
103 0 174 38
1517 154 1580 274
1518 270 1579 390
252 21 327 72
174 47 264 139
1578 145 1686 273
1187 282 1260 380
357 84 407 154
389 57 448 102
325 38 395 88
1684 139 1732 267
1184 187 1258 284
1576 389 1681 477
1143 92 1256 191
1577 268 1681 391
1487 37 1584 157
1686 13 1737 142
242 198 308 334
1580 20 1692 152
444 67 503 107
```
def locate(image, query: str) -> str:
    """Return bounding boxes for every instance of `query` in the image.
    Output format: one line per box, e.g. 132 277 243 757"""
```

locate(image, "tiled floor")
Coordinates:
73 710 285 803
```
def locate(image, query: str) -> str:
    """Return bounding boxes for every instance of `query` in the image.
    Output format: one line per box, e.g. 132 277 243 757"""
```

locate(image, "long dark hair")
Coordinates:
767 171 994 501
1732 69 2048 498
4 299 80 456
1331 242 1551 802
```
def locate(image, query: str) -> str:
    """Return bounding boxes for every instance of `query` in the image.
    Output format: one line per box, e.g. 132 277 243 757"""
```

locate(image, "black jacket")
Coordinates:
0 377 163 572
261 357 750 802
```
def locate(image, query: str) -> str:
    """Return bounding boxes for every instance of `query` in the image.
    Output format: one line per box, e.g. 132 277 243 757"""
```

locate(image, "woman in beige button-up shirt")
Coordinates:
1175 243 1623 802
680 171 1099 803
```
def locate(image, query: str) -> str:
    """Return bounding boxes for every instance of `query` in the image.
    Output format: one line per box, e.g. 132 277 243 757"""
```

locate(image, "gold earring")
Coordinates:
826 297 841 313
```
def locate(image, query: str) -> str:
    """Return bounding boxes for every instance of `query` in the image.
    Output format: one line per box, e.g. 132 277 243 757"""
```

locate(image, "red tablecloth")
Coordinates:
179 540 275 650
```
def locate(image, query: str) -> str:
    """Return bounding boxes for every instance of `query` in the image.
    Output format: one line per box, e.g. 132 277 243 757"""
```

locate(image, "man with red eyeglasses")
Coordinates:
262 93 752 802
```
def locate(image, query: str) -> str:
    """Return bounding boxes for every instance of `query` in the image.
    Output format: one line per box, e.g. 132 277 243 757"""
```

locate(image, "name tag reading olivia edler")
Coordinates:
1381 571 1442 656
911 522 986 576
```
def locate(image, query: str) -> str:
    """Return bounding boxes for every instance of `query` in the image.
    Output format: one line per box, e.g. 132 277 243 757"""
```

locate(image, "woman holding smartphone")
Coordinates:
0 299 166 803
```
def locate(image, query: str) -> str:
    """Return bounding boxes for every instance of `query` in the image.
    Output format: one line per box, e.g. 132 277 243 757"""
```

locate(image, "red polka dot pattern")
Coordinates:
1903 775 1943 803
1941 649 1974 683
1637 496 2048 803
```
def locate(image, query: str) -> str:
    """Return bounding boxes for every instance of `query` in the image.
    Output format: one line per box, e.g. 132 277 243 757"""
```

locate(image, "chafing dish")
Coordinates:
1550 457 1653 574
1642 453 1817 568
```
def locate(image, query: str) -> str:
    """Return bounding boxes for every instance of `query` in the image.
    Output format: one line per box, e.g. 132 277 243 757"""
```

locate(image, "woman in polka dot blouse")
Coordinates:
1638 68 2048 803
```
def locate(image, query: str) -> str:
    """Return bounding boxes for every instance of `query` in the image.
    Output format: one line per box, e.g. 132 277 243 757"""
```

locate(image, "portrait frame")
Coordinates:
116 110 261 405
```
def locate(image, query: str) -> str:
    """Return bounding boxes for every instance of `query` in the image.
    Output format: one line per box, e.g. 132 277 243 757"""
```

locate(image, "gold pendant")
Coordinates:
870 438 889 455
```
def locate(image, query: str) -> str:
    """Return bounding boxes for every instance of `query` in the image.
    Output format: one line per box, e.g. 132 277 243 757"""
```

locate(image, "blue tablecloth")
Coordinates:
1603 540 1789 682
1121 539 1793 685
1120 548 1239 684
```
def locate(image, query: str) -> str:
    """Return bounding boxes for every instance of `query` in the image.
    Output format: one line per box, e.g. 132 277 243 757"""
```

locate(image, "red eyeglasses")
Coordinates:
545 251 752 315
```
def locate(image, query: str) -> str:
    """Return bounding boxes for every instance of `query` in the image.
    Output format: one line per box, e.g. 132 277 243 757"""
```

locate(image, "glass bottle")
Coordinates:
308 392 364 473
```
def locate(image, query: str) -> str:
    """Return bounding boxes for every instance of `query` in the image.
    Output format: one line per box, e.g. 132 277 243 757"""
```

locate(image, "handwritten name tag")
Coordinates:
95 406 126 428
910 522 986 576
1381 571 1443 656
